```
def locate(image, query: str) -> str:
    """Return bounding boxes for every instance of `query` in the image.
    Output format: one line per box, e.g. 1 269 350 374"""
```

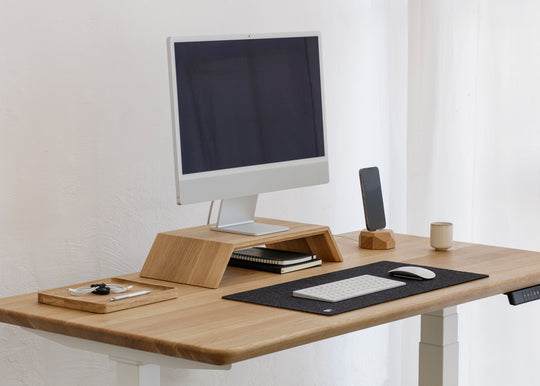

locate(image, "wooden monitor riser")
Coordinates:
140 218 343 288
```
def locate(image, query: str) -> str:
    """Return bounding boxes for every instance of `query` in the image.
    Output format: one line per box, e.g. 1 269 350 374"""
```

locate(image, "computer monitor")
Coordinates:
167 32 329 235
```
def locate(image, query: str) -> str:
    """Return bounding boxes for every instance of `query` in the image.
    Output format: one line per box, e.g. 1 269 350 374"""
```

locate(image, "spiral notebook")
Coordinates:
230 247 316 266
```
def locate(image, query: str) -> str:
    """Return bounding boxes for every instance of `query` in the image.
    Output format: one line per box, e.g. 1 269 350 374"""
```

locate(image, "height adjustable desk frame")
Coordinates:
1 220 540 386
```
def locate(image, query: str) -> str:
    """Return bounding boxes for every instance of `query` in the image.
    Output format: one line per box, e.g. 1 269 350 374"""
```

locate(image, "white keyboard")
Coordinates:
292 274 406 303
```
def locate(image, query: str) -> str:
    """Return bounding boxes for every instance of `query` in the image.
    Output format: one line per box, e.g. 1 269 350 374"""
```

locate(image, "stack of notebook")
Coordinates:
228 247 322 274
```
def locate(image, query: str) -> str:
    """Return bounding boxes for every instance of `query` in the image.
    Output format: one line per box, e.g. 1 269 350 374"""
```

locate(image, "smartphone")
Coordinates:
359 167 386 231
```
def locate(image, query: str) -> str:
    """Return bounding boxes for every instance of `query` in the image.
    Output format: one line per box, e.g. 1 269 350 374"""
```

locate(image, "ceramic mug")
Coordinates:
430 222 453 251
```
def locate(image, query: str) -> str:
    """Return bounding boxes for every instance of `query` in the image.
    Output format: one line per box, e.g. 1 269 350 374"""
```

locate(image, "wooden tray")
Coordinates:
38 277 177 313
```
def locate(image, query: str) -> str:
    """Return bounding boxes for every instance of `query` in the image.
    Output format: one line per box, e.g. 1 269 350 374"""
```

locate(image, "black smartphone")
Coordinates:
359 167 386 231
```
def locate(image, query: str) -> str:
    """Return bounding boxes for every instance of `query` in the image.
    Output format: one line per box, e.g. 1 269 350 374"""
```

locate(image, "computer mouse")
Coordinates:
388 266 436 280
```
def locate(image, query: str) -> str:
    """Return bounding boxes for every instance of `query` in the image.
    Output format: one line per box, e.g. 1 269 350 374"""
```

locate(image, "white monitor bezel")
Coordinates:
167 31 329 206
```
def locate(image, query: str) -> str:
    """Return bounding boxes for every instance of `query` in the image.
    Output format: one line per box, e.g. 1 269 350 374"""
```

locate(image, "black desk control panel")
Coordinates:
506 285 540 305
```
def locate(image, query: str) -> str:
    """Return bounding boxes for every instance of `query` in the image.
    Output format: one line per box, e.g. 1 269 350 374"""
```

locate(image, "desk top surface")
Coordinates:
0 232 539 365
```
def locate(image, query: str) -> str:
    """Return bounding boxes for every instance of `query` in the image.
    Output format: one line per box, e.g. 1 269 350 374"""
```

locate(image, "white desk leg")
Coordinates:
419 307 459 386
112 356 160 386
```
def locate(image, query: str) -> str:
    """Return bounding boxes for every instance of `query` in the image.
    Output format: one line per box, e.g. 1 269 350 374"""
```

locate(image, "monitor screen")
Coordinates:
167 32 328 235
173 36 325 175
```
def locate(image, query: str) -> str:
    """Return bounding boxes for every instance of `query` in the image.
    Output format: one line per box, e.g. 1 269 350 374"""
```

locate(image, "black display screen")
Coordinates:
173 36 325 174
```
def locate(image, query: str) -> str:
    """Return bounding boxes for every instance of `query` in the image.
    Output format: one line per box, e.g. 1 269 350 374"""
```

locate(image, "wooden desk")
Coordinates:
1 232 539 385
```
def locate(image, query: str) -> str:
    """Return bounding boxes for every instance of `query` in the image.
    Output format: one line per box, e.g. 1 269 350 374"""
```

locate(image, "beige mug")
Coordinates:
430 222 453 251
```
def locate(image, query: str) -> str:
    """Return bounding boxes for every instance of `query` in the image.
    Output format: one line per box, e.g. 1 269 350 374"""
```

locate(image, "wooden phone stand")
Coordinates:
140 218 343 288
359 229 396 250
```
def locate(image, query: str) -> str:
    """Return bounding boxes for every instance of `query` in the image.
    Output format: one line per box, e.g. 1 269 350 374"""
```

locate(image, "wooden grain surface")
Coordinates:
1 232 539 365
38 278 177 313
140 218 343 288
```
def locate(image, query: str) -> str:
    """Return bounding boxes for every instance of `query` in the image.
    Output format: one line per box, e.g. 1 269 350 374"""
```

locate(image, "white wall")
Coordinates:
0 1 408 385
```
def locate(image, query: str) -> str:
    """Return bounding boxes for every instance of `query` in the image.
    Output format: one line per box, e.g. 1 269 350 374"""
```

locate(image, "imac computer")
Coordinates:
167 32 329 236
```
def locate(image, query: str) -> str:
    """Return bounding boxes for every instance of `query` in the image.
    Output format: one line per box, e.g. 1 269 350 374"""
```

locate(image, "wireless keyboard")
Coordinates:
292 274 406 303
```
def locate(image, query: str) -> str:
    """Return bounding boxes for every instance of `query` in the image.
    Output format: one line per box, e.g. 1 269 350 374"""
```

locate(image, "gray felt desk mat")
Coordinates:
223 261 488 316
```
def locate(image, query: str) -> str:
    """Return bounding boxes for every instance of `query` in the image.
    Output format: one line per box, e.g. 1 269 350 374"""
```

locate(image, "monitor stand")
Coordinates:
141 217 342 288
211 195 289 236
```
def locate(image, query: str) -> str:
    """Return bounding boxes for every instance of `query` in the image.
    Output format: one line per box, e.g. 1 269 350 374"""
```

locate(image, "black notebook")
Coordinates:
228 258 322 274
230 247 316 266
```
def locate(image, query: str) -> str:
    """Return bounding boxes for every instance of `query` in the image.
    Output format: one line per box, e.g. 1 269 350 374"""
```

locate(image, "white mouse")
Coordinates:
388 266 436 280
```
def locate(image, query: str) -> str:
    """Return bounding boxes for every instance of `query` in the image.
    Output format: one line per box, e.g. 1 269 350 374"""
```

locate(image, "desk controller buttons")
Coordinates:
506 284 540 305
